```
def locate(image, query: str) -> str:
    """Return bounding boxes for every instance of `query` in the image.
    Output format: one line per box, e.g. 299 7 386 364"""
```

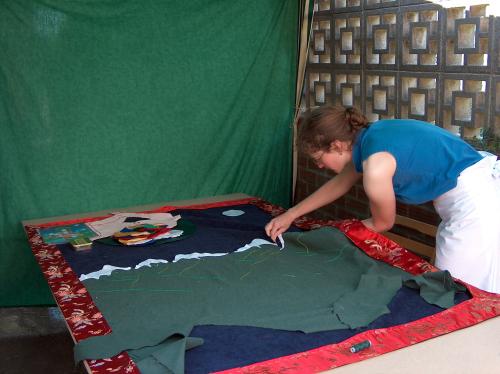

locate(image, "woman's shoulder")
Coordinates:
369 119 452 138
371 118 430 127
366 119 480 157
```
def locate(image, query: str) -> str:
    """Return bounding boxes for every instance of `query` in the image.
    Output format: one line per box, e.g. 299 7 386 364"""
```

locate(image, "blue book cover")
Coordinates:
39 223 97 245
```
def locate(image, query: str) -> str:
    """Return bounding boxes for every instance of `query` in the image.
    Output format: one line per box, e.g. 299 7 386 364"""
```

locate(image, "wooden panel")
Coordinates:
385 214 437 263
394 215 437 236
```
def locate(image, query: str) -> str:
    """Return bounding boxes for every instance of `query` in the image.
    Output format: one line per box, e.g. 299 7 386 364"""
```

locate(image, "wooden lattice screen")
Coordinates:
296 0 500 244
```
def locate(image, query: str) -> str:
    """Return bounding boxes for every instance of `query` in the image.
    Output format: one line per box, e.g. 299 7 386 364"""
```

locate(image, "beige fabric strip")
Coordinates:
292 0 314 200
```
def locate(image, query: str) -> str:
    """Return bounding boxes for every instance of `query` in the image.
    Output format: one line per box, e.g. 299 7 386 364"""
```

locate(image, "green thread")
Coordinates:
109 278 138 282
158 265 170 274
242 250 259 260
158 274 213 281
326 244 347 263
240 271 252 280
296 233 309 254
251 251 279 266
178 262 200 275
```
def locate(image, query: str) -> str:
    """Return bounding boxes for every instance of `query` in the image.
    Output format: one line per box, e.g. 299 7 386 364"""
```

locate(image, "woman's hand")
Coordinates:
265 211 296 242
264 161 362 242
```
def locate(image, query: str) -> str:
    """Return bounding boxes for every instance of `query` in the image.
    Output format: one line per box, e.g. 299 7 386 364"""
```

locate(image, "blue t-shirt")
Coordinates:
351 119 482 204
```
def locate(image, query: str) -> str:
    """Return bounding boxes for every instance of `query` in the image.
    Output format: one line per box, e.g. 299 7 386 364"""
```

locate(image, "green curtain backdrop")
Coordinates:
0 0 298 306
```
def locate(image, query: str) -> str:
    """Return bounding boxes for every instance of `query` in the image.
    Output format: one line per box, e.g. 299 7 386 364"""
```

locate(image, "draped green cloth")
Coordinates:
0 0 298 305
75 228 464 374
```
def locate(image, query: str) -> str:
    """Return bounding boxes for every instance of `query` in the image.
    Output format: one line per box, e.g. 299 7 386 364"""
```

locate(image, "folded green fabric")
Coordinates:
129 335 204 374
333 273 402 329
74 227 464 373
404 270 466 309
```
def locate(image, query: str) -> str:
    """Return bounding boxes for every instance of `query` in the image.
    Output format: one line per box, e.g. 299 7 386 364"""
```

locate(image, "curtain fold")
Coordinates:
0 0 298 306
292 0 314 199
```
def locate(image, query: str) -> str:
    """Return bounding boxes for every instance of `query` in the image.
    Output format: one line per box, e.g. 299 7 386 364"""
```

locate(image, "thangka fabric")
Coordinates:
87 212 181 240
74 227 464 374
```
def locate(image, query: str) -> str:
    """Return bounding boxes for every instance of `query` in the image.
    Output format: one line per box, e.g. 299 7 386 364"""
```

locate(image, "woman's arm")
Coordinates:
361 152 397 232
265 162 361 241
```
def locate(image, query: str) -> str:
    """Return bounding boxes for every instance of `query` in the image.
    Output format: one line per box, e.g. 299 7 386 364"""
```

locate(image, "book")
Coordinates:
39 223 97 245
69 237 93 251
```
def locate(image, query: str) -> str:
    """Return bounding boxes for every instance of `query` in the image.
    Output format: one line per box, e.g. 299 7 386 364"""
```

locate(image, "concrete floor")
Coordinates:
0 307 86 374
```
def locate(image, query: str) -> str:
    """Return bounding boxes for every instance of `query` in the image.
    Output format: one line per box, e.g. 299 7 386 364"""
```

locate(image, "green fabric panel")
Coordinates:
73 228 464 372
0 0 298 306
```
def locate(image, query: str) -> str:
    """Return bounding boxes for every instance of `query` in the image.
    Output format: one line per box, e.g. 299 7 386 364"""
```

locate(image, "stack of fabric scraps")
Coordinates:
87 212 181 240
112 224 180 246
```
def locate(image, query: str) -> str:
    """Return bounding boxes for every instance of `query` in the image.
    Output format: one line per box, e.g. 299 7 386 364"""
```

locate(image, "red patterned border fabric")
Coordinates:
24 197 500 374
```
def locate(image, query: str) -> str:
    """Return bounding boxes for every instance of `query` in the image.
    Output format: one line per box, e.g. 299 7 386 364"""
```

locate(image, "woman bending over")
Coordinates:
265 105 500 293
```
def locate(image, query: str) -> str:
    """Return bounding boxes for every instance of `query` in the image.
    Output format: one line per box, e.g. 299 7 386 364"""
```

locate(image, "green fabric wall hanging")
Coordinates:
0 0 298 306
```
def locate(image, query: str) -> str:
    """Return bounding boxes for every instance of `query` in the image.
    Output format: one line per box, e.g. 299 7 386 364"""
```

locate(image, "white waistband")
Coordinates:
434 153 499 206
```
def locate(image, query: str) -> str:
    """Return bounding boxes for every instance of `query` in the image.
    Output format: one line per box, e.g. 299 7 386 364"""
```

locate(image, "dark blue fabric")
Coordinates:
185 287 469 374
57 204 300 277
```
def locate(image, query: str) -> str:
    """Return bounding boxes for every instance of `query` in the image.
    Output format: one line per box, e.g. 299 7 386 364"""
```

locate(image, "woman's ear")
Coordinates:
329 140 341 152
330 140 349 153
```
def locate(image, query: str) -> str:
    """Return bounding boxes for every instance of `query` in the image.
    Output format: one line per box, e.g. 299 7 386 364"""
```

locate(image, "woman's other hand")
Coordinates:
265 211 296 242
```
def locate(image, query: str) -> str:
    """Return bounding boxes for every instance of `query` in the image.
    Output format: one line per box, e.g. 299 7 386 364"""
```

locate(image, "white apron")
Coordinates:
433 153 500 294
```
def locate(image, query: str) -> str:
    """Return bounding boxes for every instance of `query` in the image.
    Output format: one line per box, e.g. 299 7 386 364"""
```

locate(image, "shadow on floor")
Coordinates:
0 307 86 374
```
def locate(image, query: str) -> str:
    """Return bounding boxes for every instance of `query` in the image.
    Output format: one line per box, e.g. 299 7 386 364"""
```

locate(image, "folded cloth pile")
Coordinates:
113 224 174 245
